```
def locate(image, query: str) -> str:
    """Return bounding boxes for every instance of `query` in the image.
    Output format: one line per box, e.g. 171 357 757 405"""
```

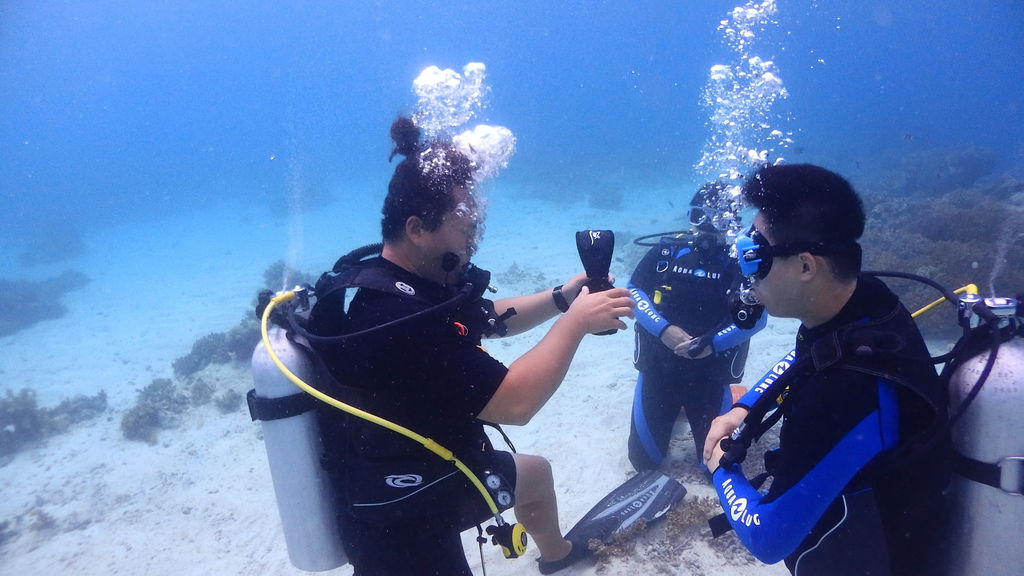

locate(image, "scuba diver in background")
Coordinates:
627 181 766 474
307 117 634 576
702 164 949 576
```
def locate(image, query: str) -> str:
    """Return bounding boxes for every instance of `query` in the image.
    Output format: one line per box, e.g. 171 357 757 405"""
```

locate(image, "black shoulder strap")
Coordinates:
314 262 434 306
729 300 928 462
307 261 439 338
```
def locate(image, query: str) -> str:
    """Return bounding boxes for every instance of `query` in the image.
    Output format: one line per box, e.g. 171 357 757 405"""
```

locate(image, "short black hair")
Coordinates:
742 164 865 280
381 117 475 241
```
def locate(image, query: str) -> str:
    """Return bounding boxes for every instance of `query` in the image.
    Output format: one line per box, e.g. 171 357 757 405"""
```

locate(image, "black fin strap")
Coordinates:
247 388 317 422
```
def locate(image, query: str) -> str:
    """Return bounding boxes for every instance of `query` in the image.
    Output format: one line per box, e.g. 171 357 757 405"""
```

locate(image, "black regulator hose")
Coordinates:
864 270 959 306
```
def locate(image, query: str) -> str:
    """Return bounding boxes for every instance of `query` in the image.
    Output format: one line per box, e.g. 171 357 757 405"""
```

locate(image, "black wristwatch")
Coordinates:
551 284 571 313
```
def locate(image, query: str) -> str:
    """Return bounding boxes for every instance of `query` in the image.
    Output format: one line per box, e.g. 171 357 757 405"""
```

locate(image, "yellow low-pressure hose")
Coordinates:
260 291 501 517
912 284 978 318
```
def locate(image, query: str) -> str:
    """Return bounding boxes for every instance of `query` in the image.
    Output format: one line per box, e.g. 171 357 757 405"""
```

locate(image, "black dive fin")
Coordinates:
564 470 686 545
575 229 617 335
575 230 615 292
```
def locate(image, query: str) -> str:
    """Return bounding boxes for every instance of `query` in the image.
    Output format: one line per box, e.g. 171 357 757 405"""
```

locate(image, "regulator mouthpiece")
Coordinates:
730 279 764 330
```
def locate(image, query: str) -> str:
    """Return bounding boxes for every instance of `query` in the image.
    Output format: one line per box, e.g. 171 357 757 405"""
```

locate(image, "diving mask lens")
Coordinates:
688 205 708 227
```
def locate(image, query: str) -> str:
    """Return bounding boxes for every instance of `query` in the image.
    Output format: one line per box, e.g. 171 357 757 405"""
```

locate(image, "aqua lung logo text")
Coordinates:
716 325 736 339
590 477 670 531
629 289 664 326
671 265 721 279
385 474 423 488
394 281 416 296
752 350 797 396
720 478 760 527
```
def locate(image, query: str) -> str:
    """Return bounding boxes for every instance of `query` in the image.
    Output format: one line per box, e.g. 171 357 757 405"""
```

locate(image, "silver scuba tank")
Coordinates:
250 326 346 571
944 336 1024 575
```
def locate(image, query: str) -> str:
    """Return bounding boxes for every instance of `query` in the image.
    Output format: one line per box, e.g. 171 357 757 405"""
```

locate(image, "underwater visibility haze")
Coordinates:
1 1 1023 574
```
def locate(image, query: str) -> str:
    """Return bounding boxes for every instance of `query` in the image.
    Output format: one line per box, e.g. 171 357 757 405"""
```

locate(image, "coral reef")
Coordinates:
0 387 107 460
213 389 243 414
127 259 306 442
187 378 215 407
170 260 306 379
495 262 550 294
587 490 758 575
0 270 90 338
120 378 190 444
171 317 260 379
861 152 1024 339
0 497 72 552
665 495 755 562
119 370 249 443
225 318 261 363
882 146 999 198
262 260 316 292
172 333 230 378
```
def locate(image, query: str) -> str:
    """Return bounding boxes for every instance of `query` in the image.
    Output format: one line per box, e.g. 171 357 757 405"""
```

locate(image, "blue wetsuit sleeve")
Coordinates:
713 380 901 563
709 312 767 352
735 348 797 409
629 284 670 336
627 245 672 337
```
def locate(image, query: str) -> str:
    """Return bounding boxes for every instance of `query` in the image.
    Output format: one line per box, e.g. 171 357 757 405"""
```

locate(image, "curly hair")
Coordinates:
381 117 476 241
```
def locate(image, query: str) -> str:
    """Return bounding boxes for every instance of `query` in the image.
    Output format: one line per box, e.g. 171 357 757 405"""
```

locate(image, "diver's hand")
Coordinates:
703 406 748 469
707 437 727 474
561 272 616 305
677 335 713 359
660 325 692 351
565 286 633 334
560 273 589 306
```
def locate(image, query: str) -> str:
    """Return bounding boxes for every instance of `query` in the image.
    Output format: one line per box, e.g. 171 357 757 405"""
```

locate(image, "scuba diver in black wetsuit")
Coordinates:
703 164 949 576
307 117 634 576
627 181 766 474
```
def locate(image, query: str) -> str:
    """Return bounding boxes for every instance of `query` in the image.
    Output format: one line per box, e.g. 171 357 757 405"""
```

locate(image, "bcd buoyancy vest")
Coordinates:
710 298 947 537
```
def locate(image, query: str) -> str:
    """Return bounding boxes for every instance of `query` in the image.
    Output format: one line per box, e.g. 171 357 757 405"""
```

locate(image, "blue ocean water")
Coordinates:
2 0 1022 268
1 3 1023 574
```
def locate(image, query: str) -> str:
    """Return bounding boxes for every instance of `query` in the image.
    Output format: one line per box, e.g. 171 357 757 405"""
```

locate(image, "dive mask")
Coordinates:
735 230 770 279
735 227 860 280
687 205 708 227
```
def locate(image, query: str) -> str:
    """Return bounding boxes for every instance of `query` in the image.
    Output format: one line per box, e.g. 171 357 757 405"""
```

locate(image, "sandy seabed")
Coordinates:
0 193 795 576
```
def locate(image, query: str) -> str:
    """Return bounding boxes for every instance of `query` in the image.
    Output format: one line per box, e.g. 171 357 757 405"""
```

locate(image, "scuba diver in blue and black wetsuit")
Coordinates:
627 181 766 474
306 117 634 576
703 164 949 576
